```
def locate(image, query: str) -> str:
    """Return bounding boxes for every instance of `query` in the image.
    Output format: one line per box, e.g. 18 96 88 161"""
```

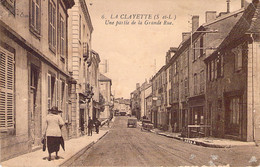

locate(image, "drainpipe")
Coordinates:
249 33 256 143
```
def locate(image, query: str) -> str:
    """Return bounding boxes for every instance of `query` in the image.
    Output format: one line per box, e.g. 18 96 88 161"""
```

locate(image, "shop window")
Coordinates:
225 96 241 135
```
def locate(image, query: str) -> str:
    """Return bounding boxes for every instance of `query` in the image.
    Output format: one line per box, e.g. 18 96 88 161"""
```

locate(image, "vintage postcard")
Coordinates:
0 0 260 166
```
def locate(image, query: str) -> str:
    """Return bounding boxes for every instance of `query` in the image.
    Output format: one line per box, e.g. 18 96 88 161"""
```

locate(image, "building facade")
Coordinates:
68 0 93 137
205 1 260 141
0 0 75 161
99 73 112 119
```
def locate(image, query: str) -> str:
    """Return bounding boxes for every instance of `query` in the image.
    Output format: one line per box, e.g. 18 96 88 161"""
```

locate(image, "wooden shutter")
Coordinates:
35 0 41 32
48 1 51 45
0 47 14 131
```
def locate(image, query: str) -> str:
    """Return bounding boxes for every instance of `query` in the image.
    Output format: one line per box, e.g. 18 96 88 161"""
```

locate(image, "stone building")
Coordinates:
0 0 74 161
130 84 141 118
68 0 94 137
151 66 167 129
204 0 260 141
99 73 112 119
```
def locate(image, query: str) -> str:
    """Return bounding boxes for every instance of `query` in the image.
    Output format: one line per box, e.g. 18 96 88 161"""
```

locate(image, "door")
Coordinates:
79 109 85 133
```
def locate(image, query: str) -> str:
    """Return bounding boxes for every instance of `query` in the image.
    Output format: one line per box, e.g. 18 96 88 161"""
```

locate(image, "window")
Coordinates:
211 60 214 81
233 46 243 71
207 63 211 81
47 74 56 109
200 36 204 57
200 70 204 93
0 47 15 131
48 0 56 51
60 15 65 62
225 96 241 135
217 55 224 78
1 0 15 15
193 43 196 61
30 0 41 35
194 74 198 95
184 78 188 95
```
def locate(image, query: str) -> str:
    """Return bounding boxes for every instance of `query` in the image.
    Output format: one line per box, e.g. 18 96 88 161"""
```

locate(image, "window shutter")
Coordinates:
0 48 14 131
53 5 56 47
56 78 58 108
48 1 51 44
36 0 40 32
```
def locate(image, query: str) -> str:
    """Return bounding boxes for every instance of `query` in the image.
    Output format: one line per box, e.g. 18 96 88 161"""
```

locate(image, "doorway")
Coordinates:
29 65 41 147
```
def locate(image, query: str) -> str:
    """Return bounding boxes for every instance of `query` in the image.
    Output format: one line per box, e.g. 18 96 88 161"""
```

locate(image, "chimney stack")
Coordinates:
192 15 199 32
227 0 230 13
241 0 245 7
205 11 216 23
182 32 190 41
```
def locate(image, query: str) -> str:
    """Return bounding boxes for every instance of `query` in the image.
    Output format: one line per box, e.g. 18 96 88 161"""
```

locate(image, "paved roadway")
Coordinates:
70 116 260 166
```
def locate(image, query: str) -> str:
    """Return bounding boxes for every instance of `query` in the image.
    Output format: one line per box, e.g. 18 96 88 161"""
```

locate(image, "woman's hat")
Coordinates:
48 106 58 112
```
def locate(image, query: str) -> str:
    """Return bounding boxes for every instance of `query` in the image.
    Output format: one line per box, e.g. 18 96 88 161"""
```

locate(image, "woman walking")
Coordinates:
43 106 65 161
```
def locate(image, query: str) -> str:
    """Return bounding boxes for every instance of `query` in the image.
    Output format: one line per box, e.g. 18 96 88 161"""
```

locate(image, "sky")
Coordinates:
87 0 242 99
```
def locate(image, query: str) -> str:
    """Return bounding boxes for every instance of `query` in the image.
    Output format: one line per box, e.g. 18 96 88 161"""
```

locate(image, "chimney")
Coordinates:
166 47 178 64
192 15 199 32
241 0 245 7
136 83 140 89
205 11 216 23
182 32 191 41
227 0 230 13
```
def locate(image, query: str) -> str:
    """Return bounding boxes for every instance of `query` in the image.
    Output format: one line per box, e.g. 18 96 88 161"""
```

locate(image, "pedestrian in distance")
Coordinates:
87 117 93 136
43 106 65 161
95 119 101 134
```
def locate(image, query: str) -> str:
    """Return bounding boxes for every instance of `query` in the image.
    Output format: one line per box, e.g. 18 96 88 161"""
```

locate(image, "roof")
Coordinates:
165 7 245 67
151 65 166 81
99 73 112 84
206 1 260 60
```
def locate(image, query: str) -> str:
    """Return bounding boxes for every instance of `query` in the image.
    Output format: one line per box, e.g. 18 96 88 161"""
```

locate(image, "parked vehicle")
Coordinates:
127 118 137 128
141 119 153 131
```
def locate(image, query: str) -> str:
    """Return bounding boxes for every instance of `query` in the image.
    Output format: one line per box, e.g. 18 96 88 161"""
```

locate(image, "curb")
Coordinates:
60 131 109 166
151 130 229 148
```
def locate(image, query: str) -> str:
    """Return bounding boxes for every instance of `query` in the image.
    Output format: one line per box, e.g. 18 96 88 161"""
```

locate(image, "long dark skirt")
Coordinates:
47 136 63 154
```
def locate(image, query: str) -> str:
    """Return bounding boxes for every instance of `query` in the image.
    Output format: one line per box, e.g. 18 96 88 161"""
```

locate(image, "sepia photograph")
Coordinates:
0 0 260 166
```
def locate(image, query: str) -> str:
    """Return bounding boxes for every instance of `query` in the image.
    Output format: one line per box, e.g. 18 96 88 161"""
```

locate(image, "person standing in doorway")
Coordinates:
87 117 93 136
43 106 65 161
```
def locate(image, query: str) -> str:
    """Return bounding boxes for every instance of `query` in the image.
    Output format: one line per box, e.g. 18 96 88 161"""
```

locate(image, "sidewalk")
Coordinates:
1 130 109 167
150 128 256 148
